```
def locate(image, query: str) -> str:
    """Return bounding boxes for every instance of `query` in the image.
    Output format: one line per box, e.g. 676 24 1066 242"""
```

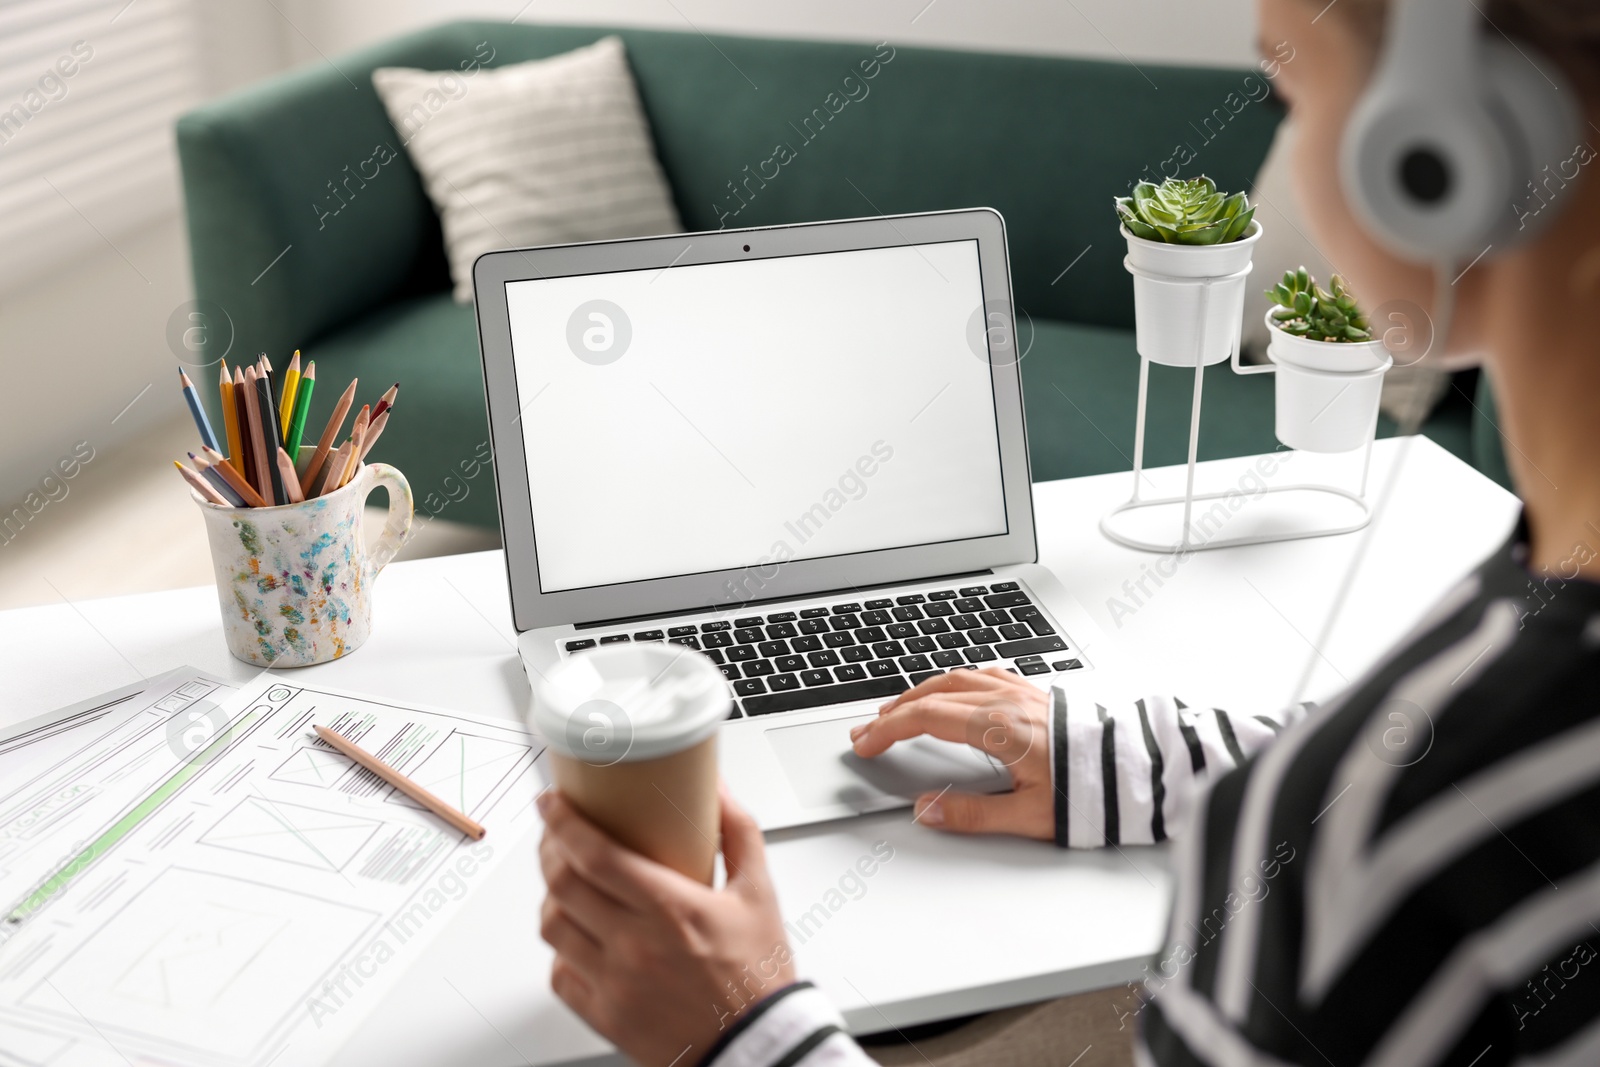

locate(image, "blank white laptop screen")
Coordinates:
505 239 1010 593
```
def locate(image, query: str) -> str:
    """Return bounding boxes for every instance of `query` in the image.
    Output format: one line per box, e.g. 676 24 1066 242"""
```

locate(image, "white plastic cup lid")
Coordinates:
532 643 729 765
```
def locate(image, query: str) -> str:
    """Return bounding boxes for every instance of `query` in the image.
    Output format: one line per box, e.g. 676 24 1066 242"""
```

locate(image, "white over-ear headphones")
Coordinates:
1341 0 1583 263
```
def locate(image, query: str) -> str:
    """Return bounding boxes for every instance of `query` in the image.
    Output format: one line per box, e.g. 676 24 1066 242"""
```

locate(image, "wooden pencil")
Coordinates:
178 369 221 453
278 350 302 437
316 441 352 497
300 377 357 490
312 725 485 839
339 405 370 490
255 370 287 506
199 447 269 508
371 382 399 421
260 354 275 409
233 366 254 491
188 451 246 507
219 361 243 478
241 366 274 505
284 361 316 457
175 461 228 505
276 447 305 504
358 409 389 462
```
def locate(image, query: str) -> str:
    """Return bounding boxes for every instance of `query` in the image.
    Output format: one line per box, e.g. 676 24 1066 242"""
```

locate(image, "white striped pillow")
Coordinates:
373 37 682 304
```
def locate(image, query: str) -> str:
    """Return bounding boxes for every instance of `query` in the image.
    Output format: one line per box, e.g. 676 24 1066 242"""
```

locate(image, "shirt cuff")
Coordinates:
701 980 858 1067
1051 687 1070 848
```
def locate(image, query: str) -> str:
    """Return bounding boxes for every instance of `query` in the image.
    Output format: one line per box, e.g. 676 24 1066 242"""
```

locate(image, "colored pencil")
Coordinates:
358 409 389 462
317 441 352 497
285 361 316 458
312 726 485 839
340 405 369 490
178 369 220 452
278 350 302 437
300 377 357 490
187 451 245 507
199 446 269 508
255 371 287 506
218 361 243 478
242 366 274 505
175 461 228 505
260 354 275 409
336 427 359 491
371 382 399 422
233 366 254 491
276 447 305 504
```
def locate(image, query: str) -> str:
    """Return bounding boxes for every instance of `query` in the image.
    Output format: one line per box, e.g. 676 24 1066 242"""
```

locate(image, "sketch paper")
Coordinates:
0 668 540 1067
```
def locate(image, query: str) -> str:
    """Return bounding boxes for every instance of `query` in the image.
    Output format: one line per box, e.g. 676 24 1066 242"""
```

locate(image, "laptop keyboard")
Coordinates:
562 581 1086 720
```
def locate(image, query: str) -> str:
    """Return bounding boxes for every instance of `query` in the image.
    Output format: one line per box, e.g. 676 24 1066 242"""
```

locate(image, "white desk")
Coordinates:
0 437 1519 1066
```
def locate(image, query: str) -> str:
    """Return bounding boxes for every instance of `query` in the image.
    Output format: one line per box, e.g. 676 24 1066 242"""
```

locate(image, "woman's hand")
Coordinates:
850 667 1054 840
537 785 796 1067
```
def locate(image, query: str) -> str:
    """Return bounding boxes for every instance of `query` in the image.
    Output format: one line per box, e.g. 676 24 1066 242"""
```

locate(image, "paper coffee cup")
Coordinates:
532 643 729 884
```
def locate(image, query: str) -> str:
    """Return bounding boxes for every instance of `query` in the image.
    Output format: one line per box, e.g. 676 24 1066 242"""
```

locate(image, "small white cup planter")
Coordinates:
1266 313 1393 454
1101 235 1395 555
1123 222 1262 367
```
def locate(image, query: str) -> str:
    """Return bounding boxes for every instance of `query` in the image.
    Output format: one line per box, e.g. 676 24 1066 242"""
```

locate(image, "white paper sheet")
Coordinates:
0 667 541 1067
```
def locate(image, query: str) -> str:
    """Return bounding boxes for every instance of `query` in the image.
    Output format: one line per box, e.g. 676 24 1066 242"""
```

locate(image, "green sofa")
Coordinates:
176 21 1490 530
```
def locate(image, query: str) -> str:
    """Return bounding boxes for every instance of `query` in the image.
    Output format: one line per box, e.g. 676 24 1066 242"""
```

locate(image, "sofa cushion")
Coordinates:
372 36 681 304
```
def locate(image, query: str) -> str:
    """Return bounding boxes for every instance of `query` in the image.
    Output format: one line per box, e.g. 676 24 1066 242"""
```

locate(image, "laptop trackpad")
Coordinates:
766 714 1008 811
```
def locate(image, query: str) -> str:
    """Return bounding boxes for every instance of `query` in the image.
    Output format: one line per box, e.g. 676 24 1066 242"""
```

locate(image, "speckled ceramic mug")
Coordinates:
191 454 414 667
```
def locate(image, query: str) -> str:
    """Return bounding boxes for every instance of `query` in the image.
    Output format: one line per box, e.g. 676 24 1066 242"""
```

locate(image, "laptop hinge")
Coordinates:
573 569 996 631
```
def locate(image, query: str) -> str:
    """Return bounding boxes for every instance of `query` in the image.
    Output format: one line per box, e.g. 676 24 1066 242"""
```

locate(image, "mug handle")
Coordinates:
364 463 415 572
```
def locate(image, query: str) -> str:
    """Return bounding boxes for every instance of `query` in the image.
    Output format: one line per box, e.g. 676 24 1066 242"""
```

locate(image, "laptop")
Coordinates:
474 208 1100 831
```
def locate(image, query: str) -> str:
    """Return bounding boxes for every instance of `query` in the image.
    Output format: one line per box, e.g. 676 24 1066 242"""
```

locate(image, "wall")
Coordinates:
0 1 293 509
278 0 1259 68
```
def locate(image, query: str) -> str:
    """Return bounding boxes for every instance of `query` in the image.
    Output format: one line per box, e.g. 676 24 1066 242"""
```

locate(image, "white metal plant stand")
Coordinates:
1098 257 1384 555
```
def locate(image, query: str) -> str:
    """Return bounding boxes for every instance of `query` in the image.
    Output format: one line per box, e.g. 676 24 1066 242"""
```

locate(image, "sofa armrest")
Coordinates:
175 27 497 364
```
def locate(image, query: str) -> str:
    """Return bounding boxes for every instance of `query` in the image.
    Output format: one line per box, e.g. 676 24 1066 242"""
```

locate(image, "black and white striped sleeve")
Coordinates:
702 982 874 1067
1049 691 1312 848
1136 560 1600 1066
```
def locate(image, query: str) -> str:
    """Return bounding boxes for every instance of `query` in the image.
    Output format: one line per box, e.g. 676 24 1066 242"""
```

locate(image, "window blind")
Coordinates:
0 0 200 290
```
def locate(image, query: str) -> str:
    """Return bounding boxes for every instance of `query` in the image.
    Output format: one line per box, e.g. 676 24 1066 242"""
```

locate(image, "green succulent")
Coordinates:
1115 176 1256 245
1266 267 1372 343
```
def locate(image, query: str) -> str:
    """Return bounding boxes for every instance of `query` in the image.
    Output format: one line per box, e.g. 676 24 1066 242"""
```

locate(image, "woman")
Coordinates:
537 0 1600 1063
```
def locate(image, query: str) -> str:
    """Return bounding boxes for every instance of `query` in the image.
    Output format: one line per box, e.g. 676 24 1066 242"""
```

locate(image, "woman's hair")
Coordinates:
1337 0 1600 80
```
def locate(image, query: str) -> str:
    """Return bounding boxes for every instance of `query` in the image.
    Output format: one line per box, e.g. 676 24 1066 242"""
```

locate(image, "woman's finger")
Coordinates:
876 668 1011 714
718 781 774 900
538 791 688 912
540 895 605 974
542 844 631 942
549 958 601 1026
852 694 1027 758
915 786 1052 841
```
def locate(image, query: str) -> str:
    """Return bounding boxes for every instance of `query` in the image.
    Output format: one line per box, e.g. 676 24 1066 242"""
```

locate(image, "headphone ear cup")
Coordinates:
1481 38 1585 251
1342 74 1514 262
1342 32 1582 264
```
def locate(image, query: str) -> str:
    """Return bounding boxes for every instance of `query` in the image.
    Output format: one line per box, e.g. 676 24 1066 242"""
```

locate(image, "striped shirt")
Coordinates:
711 525 1600 1067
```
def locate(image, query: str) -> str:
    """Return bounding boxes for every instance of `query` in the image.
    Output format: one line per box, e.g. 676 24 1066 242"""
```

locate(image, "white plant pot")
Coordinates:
1123 222 1261 368
1267 315 1392 453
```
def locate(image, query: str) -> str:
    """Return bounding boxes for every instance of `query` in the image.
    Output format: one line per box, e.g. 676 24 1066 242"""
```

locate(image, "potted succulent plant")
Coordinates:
1263 267 1392 452
1115 176 1262 367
